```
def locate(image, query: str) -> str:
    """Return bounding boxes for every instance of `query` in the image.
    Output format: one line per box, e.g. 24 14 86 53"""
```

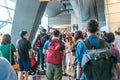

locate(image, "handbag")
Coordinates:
9 44 19 71
12 63 19 70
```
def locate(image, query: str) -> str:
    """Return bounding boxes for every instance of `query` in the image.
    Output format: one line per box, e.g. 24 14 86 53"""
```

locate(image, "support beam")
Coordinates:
95 0 106 27
29 2 48 42
11 0 47 45
70 0 96 21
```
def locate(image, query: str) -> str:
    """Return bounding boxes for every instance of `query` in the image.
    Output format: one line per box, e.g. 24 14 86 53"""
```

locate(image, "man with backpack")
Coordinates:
35 29 49 71
43 29 66 80
75 20 115 80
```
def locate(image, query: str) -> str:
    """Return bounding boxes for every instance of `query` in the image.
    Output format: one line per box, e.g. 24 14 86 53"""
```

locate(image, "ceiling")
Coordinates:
44 0 103 21
44 0 73 17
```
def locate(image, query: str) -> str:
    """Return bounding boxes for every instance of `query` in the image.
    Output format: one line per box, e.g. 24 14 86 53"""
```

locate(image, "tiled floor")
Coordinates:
28 65 68 80
28 75 67 80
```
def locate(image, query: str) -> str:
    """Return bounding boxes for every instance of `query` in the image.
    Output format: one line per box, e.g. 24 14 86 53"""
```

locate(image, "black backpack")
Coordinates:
36 34 49 47
40 34 49 47
81 39 117 80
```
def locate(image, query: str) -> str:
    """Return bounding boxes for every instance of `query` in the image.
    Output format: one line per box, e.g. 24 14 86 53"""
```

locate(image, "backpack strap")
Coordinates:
60 40 63 53
84 39 92 49
97 39 105 49
84 39 105 49
50 39 63 53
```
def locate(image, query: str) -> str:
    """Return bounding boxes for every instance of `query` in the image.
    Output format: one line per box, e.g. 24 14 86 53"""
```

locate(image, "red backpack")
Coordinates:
46 40 63 64
30 54 36 67
36 40 41 47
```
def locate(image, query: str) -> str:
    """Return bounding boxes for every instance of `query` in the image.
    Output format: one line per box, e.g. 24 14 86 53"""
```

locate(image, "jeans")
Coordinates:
39 49 44 70
37 49 40 65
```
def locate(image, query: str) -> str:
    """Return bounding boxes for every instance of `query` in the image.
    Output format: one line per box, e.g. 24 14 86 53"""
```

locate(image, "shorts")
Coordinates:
18 60 30 72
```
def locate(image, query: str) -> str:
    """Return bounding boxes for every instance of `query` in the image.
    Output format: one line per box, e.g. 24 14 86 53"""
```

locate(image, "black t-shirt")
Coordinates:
16 38 31 61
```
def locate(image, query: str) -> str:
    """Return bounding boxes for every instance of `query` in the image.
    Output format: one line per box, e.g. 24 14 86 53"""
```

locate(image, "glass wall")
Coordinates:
0 0 16 34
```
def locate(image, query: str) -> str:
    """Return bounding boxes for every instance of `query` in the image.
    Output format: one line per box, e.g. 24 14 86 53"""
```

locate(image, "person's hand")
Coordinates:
76 78 81 80
14 51 18 56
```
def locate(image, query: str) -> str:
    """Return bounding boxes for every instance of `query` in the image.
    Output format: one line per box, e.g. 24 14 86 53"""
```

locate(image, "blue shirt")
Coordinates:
43 39 65 51
76 35 108 80
0 57 18 80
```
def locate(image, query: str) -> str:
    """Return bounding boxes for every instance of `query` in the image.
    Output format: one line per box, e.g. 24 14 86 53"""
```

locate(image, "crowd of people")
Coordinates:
0 20 120 80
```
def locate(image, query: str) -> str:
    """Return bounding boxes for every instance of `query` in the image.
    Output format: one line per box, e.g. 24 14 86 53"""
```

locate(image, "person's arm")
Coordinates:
43 40 49 54
63 50 66 56
43 49 47 54
75 42 83 80
27 41 32 55
62 42 66 56
14 50 18 56
70 43 77 56
76 66 81 80
15 40 19 56
70 46 76 56
11 44 18 56
29 48 32 55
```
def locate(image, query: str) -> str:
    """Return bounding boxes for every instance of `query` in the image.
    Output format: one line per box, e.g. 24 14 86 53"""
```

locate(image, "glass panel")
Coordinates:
0 22 12 34
9 10 14 21
0 7 10 21
0 0 5 6
0 0 16 34
4 0 16 10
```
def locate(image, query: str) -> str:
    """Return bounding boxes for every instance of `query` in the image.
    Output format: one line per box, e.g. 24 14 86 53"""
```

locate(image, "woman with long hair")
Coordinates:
0 34 17 64
65 33 74 80
70 30 84 79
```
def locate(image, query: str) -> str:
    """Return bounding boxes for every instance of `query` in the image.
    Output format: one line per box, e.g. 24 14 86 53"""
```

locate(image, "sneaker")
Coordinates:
37 70 45 75
63 73 67 76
